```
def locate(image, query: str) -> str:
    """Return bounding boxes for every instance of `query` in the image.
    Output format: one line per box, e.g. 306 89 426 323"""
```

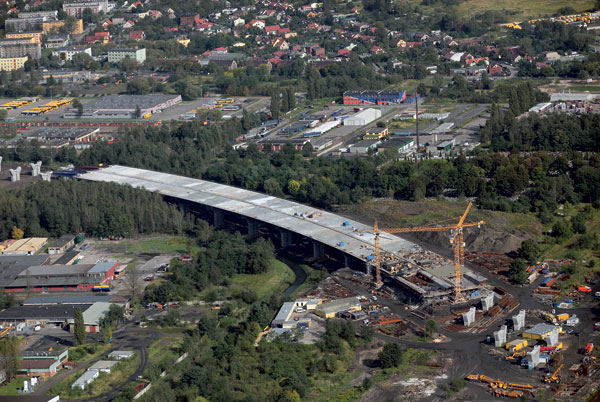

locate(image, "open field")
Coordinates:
456 0 594 19
0 378 26 396
229 259 294 299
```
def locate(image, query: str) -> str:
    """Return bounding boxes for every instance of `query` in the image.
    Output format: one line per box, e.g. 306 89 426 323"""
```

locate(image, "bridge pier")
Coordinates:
343 254 350 268
246 218 260 235
212 209 224 228
279 229 292 248
312 241 324 259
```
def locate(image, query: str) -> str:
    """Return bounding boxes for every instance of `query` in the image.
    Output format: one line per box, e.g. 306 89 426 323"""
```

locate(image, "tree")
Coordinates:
378 343 404 368
270 90 280 120
287 88 296 110
0 337 20 380
517 239 541 264
74 307 86 345
359 324 374 342
72 98 83 118
103 324 112 344
135 105 142 119
124 265 142 302
362 376 373 391
509 258 528 285
11 226 24 240
425 319 437 338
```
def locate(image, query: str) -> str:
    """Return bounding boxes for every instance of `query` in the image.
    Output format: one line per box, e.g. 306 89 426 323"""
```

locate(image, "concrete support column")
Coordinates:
279 229 292 248
343 254 350 268
365 262 372 277
0 156 2 172
246 218 259 235
312 241 324 259
212 209 224 228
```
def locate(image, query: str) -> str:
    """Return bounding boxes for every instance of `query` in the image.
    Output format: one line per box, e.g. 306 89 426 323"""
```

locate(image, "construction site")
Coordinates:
78 166 600 401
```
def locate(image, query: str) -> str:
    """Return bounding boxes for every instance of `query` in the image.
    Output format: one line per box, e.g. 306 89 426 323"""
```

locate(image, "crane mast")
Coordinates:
358 202 484 302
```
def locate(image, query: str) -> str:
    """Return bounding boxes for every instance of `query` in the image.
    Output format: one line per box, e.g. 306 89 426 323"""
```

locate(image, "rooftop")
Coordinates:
49 234 76 248
23 294 113 305
89 360 118 371
0 304 92 321
523 323 557 336
83 94 181 110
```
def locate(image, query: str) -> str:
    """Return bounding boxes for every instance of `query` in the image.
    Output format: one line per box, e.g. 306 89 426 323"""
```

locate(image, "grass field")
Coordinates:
125 237 193 254
454 0 594 19
229 259 294 299
0 377 25 396
567 85 600 92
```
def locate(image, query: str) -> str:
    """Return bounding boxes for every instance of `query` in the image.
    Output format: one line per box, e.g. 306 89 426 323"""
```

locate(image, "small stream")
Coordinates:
278 255 307 298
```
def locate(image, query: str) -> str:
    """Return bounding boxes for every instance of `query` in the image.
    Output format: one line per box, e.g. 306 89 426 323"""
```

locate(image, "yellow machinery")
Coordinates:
505 350 527 361
544 364 563 384
358 202 484 300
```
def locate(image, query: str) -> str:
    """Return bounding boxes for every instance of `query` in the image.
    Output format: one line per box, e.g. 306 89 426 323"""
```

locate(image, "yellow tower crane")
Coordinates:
358 202 484 301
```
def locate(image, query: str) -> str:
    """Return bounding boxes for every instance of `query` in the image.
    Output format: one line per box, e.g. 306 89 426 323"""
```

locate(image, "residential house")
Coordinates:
180 14 201 27
129 30 145 41
265 25 280 35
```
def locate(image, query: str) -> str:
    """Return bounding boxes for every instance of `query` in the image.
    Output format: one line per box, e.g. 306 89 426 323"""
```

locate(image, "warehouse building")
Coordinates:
1 127 100 149
377 138 415 154
23 294 127 307
343 90 406 105
72 370 98 390
19 349 68 378
63 94 181 119
108 350 135 360
522 323 557 341
272 302 294 327
343 108 381 126
48 235 76 254
315 297 361 318
362 127 388 140
348 139 381 154
0 301 113 332
3 261 117 292
0 238 48 255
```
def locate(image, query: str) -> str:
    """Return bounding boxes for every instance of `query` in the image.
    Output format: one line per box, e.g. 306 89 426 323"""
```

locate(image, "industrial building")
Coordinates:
522 323 558 341
72 370 99 390
377 138 415 154
315 297 361 318
107 48 146 64
343 108 381 126
47 235 76 254
303 120 340 137
362 127 388 140
272 302 295 327
63 94 182 119
0 301 113 332
1 127 100 149
4 261 117 292
19 349 68 378
88 360 118 373
0 238 48 255
343 90 406 105
23 294 127 307
437 139 455 151
108 350 135 360
348 139 381 154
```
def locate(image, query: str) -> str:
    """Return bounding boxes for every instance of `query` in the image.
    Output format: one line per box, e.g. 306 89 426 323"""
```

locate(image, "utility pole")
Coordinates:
415 92 419 150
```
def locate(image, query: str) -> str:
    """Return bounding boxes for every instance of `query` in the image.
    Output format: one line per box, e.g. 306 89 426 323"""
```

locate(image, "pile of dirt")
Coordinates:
408 226 526 254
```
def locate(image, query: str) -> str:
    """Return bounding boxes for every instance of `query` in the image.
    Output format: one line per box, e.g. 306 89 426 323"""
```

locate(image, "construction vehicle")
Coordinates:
508 382 533 391
540 343 563 353
545 313 557 324
466 374 494 384
358 202 484 300
544 363 563 383
505 350 527 361
584 343 594 355
492 388 524 398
